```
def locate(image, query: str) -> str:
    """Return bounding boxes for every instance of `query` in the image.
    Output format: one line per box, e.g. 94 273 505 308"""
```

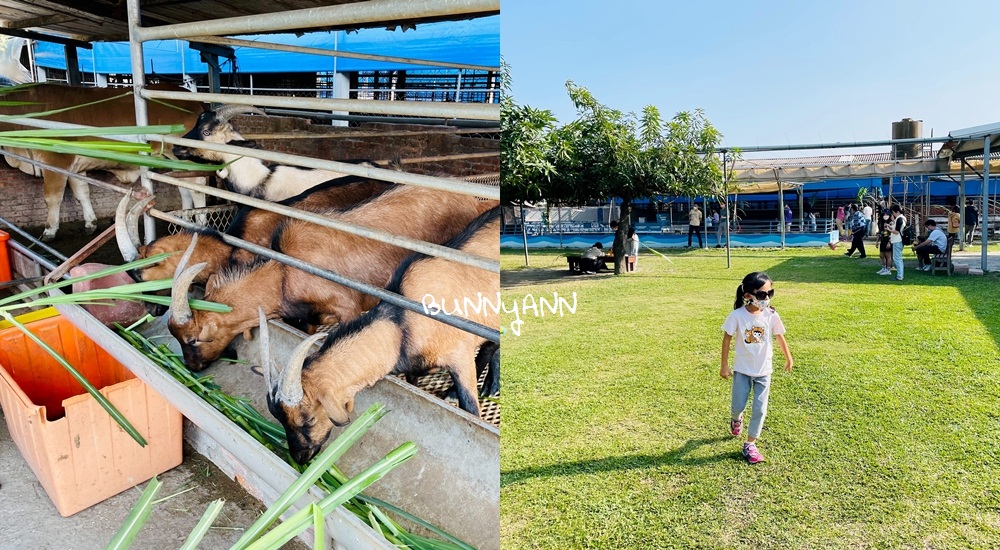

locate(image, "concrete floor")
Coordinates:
0 410 307 550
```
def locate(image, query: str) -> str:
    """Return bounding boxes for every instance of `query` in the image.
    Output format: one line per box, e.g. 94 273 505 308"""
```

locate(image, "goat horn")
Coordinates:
258 307 275 393
118 194 154 262
170 262 206 325
173 232 200 279
275 332 325 406
214 104 266 122
115 195 139 262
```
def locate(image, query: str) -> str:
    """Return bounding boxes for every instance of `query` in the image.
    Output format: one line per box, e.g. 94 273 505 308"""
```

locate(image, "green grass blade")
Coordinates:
0 311 147 447
104 477 162 550
0 252 175 307
179 499 227 550
312 503 326 550
0 124 184 138
230 403 389 550
0 137 222 171
244 442 418 550
0 91 134 121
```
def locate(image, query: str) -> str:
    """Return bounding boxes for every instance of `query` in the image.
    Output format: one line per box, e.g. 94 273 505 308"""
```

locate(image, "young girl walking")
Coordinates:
720 272 793 464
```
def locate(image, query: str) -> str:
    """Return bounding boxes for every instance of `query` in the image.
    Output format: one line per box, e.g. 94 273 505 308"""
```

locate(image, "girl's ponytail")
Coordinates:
733 284 745 310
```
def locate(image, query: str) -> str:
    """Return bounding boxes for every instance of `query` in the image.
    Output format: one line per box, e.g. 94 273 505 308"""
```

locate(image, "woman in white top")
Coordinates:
889 204 906 281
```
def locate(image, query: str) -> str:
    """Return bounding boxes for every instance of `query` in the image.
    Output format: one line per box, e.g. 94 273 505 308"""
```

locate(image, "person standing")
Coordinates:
688 204 704 248
862 203 874 236
876 209 894 276
947 204 961 242
720 271 793 465
965 199 979 245
627 227 639 271
808 211 817 233
889 204 907 281
843 206 867 258
835 205 846 239
716 203 728 248
784 205 793 232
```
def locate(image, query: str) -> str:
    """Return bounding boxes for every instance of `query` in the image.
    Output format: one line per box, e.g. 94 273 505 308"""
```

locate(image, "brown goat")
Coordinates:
264 207 500 464
170 184 498 371
116 176 392 283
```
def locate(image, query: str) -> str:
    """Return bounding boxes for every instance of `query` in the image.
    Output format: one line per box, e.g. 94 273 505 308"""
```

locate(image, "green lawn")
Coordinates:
500 245 1000 549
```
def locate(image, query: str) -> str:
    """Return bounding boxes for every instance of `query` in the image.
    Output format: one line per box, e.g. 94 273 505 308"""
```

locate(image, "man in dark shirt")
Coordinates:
965 200 979 245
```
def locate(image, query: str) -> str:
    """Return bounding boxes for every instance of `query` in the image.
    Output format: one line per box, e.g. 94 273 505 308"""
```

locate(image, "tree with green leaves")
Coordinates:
556 82 725 273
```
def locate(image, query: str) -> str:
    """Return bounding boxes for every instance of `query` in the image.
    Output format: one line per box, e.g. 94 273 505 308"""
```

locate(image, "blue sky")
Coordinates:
502 1 1000 155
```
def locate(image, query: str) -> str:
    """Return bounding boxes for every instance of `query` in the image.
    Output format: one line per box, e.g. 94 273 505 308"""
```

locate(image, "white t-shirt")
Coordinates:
722 306 786 377
890 214 907 244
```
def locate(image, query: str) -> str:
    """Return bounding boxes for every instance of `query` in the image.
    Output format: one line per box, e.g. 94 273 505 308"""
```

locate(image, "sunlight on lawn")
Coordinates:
501 246 1000 549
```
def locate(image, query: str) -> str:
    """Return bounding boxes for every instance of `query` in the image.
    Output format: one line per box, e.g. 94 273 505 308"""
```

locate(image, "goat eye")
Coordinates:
201 129 211 136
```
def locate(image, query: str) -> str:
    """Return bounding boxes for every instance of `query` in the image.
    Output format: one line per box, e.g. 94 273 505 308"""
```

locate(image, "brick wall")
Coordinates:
0 162 183 230
232 116 499 178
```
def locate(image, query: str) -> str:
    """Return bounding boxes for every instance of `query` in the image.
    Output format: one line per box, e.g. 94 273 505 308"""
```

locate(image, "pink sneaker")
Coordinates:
743 442 765 464
730 415 743 436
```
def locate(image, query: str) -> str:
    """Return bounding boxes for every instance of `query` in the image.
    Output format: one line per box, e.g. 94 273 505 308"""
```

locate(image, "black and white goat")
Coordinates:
172 105 368 201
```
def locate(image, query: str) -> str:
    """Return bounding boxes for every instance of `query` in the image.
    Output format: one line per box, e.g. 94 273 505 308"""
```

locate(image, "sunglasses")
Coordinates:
748 289 775 300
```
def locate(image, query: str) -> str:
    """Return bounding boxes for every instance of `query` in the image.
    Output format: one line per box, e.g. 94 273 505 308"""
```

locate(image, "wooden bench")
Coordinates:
931 236 956 276
566 255 626 273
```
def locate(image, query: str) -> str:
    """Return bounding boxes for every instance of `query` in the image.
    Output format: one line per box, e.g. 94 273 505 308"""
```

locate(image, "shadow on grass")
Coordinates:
501 436 737 486
501 268 615 289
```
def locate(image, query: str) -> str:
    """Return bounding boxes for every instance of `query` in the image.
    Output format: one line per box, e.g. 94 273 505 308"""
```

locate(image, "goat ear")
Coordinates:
229 139 258 149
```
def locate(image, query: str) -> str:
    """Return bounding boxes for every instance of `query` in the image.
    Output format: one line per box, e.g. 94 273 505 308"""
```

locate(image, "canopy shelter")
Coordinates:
0 0 498 43
32 17 500 75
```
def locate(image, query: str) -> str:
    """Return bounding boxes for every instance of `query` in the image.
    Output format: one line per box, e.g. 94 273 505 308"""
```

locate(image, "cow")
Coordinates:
0 83 205 241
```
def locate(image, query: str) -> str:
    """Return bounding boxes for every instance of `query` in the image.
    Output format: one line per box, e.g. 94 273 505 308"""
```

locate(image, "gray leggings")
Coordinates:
731 372 771 438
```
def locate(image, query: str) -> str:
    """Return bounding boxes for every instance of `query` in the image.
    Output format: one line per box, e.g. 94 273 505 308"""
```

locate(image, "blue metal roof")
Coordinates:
34 16 499 75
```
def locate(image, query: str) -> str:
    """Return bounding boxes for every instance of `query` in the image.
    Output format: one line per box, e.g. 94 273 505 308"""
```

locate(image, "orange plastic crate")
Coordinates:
0 312 182 516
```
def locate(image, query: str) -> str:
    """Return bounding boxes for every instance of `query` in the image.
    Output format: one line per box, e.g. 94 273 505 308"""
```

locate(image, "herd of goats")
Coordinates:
1 84 500 465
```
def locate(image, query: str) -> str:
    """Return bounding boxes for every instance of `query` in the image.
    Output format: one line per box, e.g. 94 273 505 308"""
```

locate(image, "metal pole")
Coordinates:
520 203 529 267
126 0 156 244
64 45 80 85
137 0 499 42
141 88 500 121
959 165 966 251
778 179 785 249
983 136 991 272
724 151 731 269
149 172 498 272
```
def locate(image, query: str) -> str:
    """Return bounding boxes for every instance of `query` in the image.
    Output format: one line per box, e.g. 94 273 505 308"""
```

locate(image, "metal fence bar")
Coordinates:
0 214 68 262
148 171 499 273
0 148 132 195
0 115 144 143
149 208 500 344
142 88 499 121
151 134 499 200
241 128 500 140
187 35 499 72
261 109 498 128
136 0 499 42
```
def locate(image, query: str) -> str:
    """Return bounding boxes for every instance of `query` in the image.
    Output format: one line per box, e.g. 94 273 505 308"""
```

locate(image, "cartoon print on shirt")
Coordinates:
743 324 765 344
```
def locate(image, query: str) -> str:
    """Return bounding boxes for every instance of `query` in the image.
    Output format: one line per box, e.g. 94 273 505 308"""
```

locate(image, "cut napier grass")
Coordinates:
107 405 417 550
501 246 1000 549
115 320 474 550
0 253 230 447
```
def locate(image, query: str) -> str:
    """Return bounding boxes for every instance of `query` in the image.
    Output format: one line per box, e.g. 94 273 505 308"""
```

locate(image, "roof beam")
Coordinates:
0 27 91 48
1 13 77 29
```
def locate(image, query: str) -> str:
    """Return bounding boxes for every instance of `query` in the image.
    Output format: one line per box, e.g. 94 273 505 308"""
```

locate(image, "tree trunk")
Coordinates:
614 197 631 275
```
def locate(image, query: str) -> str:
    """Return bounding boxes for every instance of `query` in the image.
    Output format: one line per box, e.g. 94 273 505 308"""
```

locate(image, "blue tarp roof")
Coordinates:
34 16 499 75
